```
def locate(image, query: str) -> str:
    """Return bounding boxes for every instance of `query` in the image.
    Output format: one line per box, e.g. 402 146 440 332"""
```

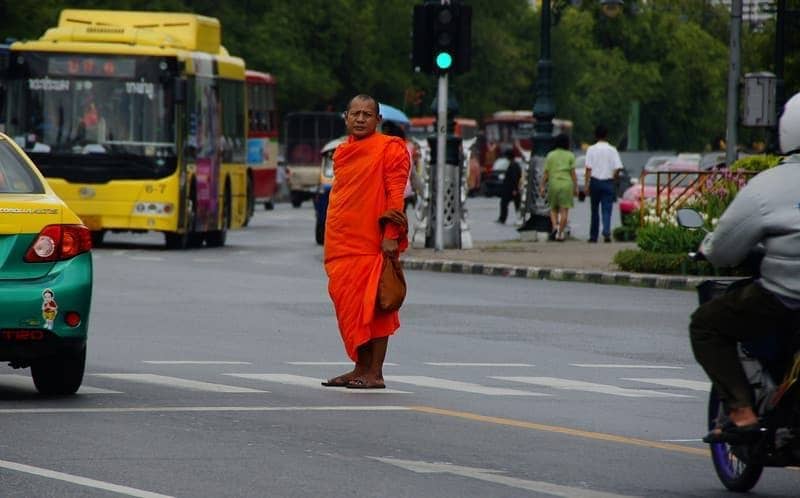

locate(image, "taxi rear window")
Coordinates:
0 141 45 194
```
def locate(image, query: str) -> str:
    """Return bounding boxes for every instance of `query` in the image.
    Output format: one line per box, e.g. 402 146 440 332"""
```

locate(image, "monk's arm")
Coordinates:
382 141 411 240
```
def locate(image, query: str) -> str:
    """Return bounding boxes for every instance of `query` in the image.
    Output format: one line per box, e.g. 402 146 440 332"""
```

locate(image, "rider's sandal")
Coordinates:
702 421 765 444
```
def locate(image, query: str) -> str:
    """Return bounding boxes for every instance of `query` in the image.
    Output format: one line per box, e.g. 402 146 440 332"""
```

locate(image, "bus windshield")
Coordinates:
4 52 175 156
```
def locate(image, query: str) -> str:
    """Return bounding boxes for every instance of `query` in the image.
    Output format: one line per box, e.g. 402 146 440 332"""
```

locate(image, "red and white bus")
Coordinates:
245 70 279 211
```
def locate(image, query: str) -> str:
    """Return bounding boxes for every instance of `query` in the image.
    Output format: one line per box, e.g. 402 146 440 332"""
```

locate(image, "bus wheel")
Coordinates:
243 175 254 227
264 200 274 210
90 230 105 247
165 197 198 249
290 191 304 208
206 185 231 247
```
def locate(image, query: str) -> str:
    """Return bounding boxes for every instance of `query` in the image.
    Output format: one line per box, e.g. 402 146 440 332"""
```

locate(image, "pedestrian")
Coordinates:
584 125 623 243
539 133 577 241
381 120 418 214
321 94 410 389
496 149 522 224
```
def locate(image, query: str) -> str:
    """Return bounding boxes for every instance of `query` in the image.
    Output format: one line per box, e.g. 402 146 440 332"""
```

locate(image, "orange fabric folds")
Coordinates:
324 133 410 361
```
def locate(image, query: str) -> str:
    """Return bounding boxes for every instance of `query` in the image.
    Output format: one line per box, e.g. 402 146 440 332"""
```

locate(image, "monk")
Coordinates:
321 94 410 389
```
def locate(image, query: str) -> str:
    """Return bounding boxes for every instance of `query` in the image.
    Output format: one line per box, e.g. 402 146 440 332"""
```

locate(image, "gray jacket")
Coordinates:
701 154 800 300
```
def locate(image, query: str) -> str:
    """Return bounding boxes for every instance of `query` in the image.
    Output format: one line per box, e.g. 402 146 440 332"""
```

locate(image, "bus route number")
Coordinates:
144 184 166 194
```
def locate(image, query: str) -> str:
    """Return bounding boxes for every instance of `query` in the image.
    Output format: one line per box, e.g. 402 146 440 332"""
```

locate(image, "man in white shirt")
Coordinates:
584 125 623 242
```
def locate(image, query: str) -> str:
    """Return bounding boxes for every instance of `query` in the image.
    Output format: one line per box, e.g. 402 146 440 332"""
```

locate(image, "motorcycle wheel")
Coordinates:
708 388 763 492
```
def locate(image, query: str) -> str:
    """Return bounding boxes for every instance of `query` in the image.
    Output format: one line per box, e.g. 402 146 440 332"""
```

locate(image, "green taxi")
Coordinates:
0 132 92 394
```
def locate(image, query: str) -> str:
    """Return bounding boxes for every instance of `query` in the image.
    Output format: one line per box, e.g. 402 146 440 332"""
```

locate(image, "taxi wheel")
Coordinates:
315 218 325 245
291 191 304 208
31 347 86 395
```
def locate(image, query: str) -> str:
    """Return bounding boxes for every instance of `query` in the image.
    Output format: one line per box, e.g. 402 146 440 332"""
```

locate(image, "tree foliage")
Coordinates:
1 0 797 151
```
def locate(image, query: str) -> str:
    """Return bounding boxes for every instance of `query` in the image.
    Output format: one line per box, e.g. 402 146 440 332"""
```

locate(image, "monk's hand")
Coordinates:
381 238 399 259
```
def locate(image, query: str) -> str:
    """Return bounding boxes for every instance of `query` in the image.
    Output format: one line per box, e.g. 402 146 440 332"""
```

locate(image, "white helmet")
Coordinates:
779 92 800 154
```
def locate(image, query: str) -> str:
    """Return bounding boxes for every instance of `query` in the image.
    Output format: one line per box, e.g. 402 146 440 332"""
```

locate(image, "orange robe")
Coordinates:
324 133 410 361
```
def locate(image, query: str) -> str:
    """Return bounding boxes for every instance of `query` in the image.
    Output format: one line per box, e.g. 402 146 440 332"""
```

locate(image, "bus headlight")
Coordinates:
132 202 174 216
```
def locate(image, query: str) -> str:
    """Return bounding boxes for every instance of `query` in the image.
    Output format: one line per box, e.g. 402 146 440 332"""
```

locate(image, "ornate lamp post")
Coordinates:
519 0 555 234
522 1 626 235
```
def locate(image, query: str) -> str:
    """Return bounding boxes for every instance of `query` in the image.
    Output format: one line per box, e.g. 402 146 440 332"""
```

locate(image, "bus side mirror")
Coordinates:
174 79 186 104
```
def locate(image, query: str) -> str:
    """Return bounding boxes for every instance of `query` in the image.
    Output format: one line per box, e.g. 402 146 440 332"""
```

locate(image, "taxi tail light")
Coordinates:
24 224 92 262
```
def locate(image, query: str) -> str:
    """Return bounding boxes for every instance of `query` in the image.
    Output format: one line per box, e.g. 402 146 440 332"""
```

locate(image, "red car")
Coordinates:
619 160 700 221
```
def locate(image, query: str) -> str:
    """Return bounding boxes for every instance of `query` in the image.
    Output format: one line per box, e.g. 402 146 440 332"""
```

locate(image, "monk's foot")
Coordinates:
321 372 356 387
345 376 386 389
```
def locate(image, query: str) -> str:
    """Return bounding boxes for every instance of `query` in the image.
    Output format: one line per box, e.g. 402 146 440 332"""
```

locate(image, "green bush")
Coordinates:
613 249 703 274
730 154 782 172
635 223 705 254
613 249 751 276
613 211 639 241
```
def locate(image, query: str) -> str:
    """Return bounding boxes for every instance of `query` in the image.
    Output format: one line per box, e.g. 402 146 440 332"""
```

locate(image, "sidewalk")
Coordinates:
401 237 704 290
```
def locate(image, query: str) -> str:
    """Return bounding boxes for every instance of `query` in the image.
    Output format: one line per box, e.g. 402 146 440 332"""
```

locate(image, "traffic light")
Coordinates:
412 2 471 75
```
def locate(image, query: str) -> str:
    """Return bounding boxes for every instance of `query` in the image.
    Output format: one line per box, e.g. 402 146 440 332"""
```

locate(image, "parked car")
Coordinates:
618 159 700 221
0 132 93 394
574 154 586 201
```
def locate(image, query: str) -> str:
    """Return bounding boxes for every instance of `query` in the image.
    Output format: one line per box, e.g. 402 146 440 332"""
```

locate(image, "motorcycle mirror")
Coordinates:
676 208 705 229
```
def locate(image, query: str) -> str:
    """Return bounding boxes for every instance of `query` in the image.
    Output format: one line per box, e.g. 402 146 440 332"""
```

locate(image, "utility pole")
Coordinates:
726 0 742 166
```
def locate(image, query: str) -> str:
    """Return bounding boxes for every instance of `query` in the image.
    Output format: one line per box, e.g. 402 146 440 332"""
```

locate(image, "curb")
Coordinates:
400 257 704 291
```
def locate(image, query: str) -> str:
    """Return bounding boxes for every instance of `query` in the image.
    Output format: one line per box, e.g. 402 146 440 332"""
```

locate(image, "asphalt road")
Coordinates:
0 202 796 497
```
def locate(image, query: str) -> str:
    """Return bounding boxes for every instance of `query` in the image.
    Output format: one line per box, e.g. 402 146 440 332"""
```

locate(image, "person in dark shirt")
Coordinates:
496 149 522 224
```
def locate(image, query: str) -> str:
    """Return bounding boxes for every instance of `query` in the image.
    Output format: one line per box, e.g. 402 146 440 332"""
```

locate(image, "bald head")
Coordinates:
345 94 381 139
347 94 379 115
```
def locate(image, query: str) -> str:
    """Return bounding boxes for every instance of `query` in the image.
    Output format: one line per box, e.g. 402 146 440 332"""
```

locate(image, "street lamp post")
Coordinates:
521 0 626 236
520 0 555 235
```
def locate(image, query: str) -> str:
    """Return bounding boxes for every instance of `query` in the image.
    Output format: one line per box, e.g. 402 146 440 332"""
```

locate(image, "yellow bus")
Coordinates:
2 9 249 248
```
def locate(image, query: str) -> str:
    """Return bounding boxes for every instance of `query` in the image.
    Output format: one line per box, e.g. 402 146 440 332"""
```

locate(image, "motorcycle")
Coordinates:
677 207 800 492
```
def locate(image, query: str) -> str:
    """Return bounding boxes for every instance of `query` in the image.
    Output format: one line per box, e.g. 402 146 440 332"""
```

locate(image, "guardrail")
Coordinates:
638 169 759 224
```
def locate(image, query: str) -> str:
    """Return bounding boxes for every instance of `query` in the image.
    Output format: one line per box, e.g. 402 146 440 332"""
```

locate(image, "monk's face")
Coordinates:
345 98 380 139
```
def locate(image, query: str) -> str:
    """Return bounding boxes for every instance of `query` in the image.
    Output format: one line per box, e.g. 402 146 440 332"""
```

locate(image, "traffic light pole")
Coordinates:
434 73 448 251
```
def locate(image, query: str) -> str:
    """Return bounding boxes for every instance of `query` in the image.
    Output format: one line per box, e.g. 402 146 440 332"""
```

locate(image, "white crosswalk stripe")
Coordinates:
0 375 121 394
385 376 548 396
224 374 412 394
90 374 267 393
622 378 711 392
493 376 693 398
0 369 706 399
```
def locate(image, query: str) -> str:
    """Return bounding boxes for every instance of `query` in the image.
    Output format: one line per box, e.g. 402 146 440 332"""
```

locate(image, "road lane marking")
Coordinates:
191 258 223 263
372 457 639 498
0 405 410 414
286 361 399 366
142 361 252 365
0 458 172 497
386 376 548 396
0 375 121 394
622 378 711 391
424 362 534 367
90 374 266 393
224 374 412 394
493 377 692 398
409 406 707 457
0 403 706 459
571 364 683 369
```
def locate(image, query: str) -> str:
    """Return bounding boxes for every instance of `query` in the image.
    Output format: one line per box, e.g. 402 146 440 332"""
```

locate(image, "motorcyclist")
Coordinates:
691 91 800 443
